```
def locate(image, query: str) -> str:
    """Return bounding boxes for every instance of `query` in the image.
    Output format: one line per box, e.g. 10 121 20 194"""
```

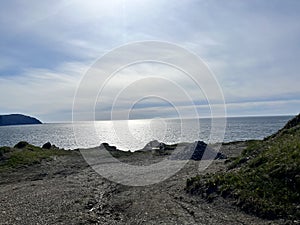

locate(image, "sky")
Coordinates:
0 0 299 122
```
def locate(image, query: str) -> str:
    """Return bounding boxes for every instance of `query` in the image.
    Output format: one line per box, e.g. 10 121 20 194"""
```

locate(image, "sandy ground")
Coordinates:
0 142 287 225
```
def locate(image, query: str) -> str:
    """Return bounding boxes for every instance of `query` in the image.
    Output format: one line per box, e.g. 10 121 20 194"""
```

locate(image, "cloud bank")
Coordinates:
0 0 299 121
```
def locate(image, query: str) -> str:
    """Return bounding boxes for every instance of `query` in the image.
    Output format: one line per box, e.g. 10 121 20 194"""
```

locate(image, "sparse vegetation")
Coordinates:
186 114 300 220
0 141 72 171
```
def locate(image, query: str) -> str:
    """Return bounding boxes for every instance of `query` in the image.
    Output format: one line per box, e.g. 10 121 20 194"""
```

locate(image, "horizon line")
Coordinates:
44 113 296 123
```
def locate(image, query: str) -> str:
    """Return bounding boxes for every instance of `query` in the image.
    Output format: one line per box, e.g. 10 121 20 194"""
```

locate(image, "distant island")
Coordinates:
0 114 42 126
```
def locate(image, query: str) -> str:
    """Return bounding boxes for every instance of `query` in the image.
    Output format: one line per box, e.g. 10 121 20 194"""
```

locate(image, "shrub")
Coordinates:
186 116 300 220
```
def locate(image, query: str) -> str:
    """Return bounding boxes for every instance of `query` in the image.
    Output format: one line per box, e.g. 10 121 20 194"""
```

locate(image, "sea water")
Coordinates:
0 116 293 151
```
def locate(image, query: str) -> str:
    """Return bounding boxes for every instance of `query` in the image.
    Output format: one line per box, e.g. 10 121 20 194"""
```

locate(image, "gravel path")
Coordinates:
0 143 285 224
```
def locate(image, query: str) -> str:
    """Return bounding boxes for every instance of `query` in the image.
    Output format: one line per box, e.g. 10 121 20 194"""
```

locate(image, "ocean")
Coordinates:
0 116 293 151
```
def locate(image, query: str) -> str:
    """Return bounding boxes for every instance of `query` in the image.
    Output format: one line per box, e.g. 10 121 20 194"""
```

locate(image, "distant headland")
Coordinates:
0 114 42 126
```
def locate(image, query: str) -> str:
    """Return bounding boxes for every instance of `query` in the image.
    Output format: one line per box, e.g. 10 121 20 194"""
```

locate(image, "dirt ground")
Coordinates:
0 142 287 225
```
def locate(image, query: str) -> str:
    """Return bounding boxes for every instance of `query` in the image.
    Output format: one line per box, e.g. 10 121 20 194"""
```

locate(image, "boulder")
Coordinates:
142 140 167 151
42 142 52 149
191 141 226 160
169 141 226 160
101 143 117 151
14 141 29 149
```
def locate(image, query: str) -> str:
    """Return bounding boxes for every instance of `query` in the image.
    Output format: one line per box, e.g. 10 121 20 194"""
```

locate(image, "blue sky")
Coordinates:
0 0 299 122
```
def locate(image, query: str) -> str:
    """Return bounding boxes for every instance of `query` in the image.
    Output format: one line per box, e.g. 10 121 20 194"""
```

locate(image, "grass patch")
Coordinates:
109 150 133 158
186 115 300 220
0 142 72 172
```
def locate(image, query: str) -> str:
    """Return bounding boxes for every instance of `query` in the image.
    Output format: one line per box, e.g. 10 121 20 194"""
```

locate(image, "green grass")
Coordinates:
186 115 300 220
0 142 72 172
109 150 133 158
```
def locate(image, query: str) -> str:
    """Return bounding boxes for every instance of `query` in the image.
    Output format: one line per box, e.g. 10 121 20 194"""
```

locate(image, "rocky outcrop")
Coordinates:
14 141 30 149
169 141 226 160
42 142 52 149
282 113 300 130
190 141 226 160
98 140 226 161
142 140 177 152
0 114 42 126
266 113 300 140
101 143 117 151
141 140 226 160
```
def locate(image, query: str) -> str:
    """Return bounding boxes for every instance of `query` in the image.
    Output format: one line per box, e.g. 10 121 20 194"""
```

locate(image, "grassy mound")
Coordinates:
186 114 300 220
0 142 72 171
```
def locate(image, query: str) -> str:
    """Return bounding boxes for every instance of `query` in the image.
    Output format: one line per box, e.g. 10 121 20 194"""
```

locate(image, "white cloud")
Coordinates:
0 0 299 120
0 62 87 121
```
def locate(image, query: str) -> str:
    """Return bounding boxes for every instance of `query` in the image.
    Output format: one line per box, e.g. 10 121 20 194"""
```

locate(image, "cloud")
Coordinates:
0 61 87 121
0 0 299 120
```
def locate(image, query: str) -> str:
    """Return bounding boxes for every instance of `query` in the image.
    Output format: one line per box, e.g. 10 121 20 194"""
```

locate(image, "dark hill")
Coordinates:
0 114 42 126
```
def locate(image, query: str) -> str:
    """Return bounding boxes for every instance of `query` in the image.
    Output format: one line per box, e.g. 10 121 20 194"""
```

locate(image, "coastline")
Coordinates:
0 140 290 224
0 115 293 151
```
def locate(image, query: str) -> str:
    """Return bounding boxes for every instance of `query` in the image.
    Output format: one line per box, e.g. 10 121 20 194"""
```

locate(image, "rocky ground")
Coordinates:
0 142 288 225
